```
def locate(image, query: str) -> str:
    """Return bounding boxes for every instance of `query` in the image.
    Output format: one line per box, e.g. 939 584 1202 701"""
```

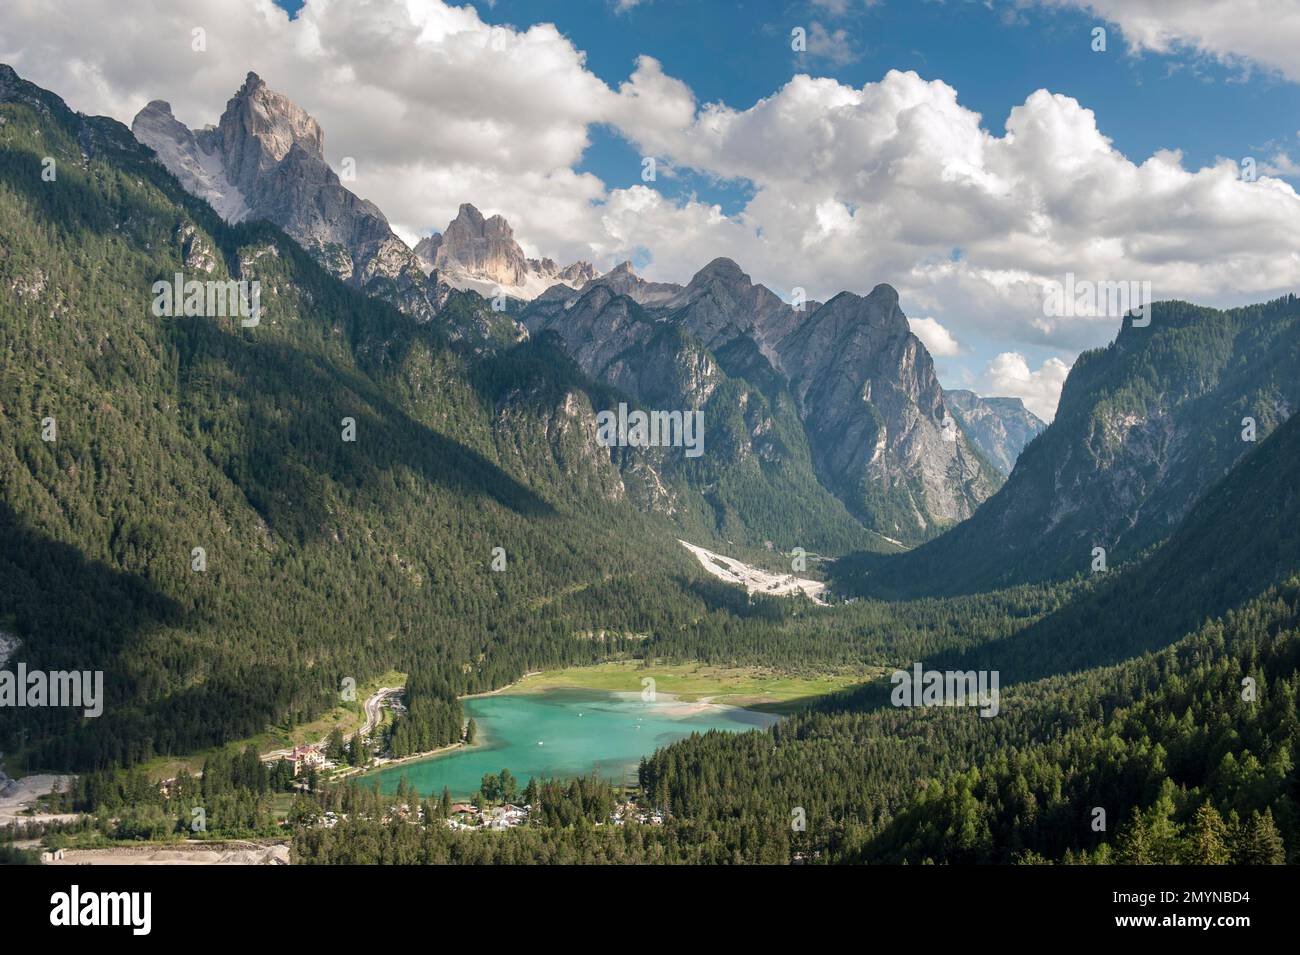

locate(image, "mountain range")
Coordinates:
127 71 1037 547
842 293 1300 596
3 60 1299 867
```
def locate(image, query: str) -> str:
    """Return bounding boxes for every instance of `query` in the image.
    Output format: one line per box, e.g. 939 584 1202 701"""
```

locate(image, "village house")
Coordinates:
286 744 326 776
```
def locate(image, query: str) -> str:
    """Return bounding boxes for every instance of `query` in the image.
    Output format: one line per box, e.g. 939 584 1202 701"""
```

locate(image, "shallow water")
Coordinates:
366 687 778 798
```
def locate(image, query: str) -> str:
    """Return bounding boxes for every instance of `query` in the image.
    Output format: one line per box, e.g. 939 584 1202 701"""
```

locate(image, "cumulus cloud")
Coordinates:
983 353 1072 421
802 23 860 67
609 62 1300 356
605 61 1300 363
0 0 616 265
1260 152 1300 177
909 317 961 357
1027 0 1300 82
4 0 1298 419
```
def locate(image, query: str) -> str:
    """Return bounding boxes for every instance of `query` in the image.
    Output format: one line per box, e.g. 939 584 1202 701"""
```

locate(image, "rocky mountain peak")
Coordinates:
132 97 251 222
416 204 599 298
432 203 530 288
866 282 901 309
137 99 175 120
215 72 325 190
690 257 748 285
944 389 1046 475
131 74 446 325
556 261 598 287
451 201 486 227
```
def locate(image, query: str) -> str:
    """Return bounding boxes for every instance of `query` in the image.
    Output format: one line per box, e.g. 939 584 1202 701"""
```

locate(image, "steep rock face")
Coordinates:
130 100 250 221
411 233 440 272
211 72 324 194
522 283 880 551
527 285 716 409
857 295 1300 595
944 390 1045 475
524 259 997 545
776 286 995 539
555 260 599 288
664 257 805 372
132 73 439 322
414 203 597 299
433 202 531 286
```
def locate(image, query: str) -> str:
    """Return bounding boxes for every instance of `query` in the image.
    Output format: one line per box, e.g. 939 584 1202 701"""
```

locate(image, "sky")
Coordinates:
4 0 1300 419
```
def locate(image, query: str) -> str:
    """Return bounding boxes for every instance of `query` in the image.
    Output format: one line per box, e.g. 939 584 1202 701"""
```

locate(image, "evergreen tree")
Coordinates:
1185 804 1231 864
1114 807 1151 865
1236 809 1287 865
326 727 346 762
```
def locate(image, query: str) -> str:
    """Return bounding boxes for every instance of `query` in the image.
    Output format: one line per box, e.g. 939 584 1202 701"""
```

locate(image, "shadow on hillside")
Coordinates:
0 501 188 768
165 318 556 546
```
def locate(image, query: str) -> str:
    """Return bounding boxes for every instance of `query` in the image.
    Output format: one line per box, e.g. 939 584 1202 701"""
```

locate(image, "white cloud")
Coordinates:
4 0 1298 376
1260 152 1300 177
803 23 860 66
608 62 1300 355
983 352 1072 421
1027 1 1300 82
909 317 962 357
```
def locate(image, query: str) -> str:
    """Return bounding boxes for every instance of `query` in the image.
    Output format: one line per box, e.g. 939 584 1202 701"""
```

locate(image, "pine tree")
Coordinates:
1114 807 1151 865
1144 786 1182 864
1184 804 1231 864
326 726 346 762
1235 808 1286 864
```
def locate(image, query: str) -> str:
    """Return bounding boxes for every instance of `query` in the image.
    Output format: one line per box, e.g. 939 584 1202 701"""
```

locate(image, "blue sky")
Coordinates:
272 0 1300 210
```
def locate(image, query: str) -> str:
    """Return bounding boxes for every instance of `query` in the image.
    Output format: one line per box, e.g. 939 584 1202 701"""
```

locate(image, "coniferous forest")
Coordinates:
1 11 1298 889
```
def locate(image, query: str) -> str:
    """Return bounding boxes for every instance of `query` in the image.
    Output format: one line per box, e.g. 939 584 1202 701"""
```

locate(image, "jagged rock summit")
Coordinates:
132 72 431 317
525 259 999 542
414 202 597 299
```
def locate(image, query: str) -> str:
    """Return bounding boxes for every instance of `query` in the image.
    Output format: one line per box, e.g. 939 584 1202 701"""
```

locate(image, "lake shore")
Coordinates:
358 682 782 799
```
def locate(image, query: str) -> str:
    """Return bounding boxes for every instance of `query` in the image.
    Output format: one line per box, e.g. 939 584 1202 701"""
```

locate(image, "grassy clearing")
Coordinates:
508 661 877 714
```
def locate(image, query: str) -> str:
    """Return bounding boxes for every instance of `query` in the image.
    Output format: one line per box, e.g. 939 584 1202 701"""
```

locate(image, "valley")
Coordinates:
1 16 1297 882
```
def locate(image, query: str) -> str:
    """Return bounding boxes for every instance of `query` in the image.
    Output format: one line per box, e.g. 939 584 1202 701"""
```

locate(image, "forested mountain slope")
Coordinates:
0 64 776 771
840 295 1300 596
628 412 1300 863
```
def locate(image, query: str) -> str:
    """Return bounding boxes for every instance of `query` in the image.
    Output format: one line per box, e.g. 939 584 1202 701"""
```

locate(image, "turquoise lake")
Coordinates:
367 688 779 798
